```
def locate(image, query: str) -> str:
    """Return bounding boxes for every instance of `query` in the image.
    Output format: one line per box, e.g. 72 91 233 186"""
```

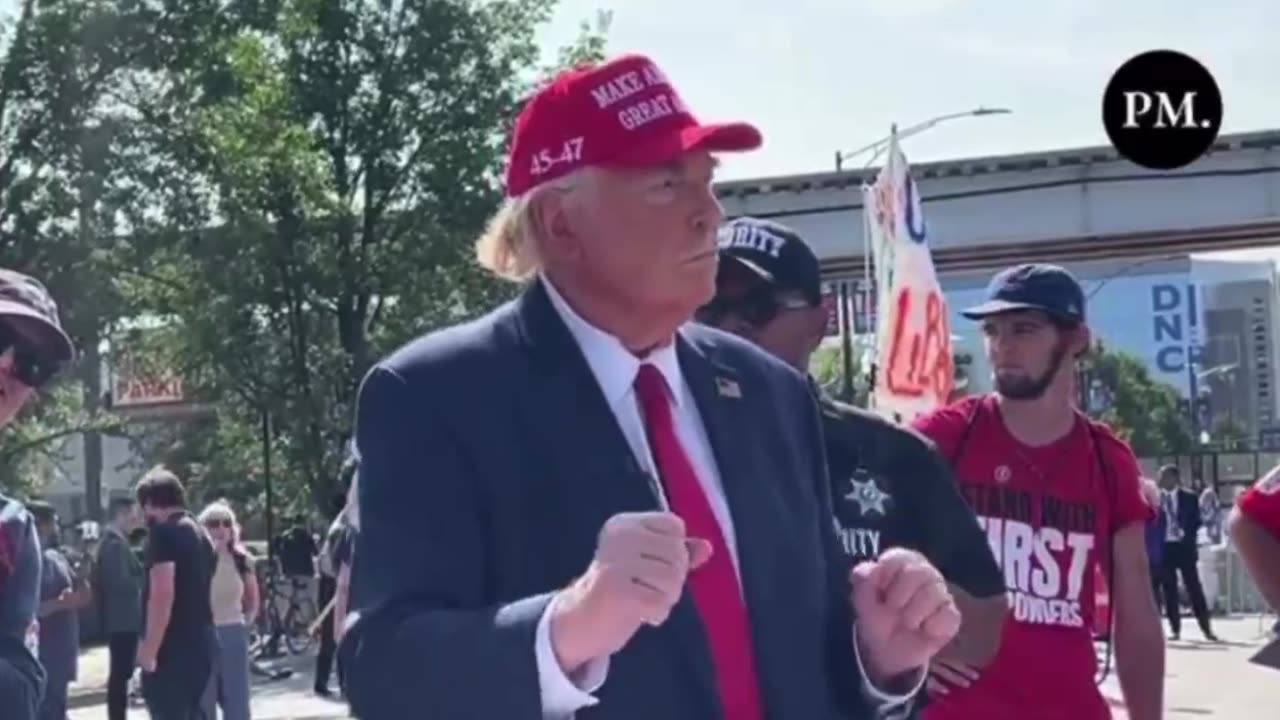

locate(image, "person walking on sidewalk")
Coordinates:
314 455 356 698
1156 465 1219 642
30 501 90 720
94 497 145 720
198 501 258 720
135 468 217 720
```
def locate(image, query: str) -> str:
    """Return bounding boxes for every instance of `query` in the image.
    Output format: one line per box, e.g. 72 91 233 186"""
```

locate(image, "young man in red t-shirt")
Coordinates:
1228 467 1280 614
912 264 1165 720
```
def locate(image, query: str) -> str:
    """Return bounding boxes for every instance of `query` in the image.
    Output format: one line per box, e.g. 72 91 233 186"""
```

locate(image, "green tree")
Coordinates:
809 344 870 405
809 345 842 394
115 0 609 512
1209 417 1250 451
0 0 146 496
1079 341 1192 456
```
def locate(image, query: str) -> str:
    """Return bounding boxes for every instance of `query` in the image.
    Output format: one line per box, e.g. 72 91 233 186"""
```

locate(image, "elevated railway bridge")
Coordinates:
714 128 1280 280
713 130 1280 494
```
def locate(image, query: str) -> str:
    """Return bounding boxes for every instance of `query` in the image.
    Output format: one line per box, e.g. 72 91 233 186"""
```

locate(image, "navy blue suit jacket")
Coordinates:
342 281 904 719
1167 488 1202 547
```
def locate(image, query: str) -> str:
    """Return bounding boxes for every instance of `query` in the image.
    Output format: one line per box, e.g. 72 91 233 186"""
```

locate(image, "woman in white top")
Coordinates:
198 501 260 720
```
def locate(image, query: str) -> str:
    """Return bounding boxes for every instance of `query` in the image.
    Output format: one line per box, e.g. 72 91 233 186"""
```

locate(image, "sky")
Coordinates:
537 0 1280 262
2 0 1274 262
538 0 1280 182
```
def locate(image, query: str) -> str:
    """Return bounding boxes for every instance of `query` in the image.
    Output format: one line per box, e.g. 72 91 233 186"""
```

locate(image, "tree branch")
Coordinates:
0 418 127 462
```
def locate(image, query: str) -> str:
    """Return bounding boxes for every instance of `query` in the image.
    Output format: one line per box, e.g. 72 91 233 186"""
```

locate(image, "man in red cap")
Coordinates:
343 54 960 720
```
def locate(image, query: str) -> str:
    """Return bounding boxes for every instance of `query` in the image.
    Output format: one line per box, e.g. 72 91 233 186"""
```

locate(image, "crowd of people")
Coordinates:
0 267 358 719
2 51 1280 720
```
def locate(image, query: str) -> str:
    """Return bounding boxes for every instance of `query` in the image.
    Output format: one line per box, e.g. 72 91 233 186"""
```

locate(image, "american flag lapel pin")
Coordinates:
715 376 741 399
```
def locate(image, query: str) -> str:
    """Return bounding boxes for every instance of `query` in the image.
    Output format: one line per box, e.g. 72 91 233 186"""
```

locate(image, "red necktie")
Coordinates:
634 363 765 720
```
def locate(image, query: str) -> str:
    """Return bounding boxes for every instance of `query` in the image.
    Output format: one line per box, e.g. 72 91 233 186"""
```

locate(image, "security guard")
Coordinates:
697 217 1008 701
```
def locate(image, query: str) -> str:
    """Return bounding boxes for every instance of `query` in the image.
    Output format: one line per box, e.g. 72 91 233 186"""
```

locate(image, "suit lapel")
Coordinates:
512 282 660 533
677 336 791 713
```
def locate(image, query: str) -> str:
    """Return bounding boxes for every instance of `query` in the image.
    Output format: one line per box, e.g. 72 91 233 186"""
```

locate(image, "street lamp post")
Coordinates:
834 107 1013 172
1085 254 1185 301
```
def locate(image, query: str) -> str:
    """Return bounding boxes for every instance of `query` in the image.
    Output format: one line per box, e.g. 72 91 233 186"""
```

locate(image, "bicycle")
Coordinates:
254 570 319 656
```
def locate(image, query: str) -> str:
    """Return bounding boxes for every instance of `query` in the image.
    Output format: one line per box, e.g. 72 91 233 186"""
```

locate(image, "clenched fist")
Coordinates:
852 548 961 687
550 512 712 673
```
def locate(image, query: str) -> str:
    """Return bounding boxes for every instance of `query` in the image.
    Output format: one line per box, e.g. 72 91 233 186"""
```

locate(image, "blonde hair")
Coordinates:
475 169 595 282
198 499 243 548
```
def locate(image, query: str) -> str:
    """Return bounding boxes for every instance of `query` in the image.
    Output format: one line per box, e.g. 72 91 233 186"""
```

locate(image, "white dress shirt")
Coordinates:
1163 489 1184 542
533 277 920 719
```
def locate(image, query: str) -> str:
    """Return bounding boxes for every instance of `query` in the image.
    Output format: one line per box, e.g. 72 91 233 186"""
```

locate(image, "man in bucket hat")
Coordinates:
0 268 75 720
343 55 958 719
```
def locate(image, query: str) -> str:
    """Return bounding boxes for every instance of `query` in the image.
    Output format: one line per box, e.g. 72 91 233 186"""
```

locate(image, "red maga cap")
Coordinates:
504 54 762 197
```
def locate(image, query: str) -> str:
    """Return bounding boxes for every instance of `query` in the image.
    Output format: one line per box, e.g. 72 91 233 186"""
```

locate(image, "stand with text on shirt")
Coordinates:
864 130 954 424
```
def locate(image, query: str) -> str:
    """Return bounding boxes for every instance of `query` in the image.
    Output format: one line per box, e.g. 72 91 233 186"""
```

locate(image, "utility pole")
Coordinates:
1188 345 1201 441
79 125 104 521
838 282 855 402
262 410 274 564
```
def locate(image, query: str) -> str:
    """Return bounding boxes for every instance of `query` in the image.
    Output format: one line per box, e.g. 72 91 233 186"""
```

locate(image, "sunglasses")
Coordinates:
0 323 62 389
204 519 233 529
698 289 816 329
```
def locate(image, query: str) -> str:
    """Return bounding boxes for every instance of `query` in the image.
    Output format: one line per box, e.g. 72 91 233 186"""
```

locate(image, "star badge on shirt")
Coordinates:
845 470 889 517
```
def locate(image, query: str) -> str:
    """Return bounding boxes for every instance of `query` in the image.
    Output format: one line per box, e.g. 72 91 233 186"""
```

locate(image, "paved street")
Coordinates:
69 647 351 720
66 615 1276 718
69 677 350 720
1103 614 1277 718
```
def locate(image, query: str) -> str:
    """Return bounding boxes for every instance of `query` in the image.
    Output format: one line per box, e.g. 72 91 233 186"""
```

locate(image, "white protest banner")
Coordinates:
864 131 954 423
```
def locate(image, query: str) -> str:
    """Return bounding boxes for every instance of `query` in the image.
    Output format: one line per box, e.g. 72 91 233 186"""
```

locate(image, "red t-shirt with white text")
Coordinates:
912 395 1148 720
1239 465 1280 539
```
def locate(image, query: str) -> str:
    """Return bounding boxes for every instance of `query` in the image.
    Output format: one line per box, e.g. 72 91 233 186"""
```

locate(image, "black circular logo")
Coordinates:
1102 50 1222 170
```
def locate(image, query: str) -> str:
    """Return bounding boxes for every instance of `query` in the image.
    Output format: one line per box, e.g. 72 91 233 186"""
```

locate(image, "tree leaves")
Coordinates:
109 0 608 513
1080 341 1192 456
0 0 607 512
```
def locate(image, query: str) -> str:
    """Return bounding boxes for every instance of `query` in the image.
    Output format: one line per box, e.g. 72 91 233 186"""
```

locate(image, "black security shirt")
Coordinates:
816 389 1004 600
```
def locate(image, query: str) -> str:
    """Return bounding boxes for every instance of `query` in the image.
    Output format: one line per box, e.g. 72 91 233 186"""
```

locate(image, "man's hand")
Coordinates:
136 639 159 673
852 548 961 687
550 512 712 674
68 585 92 610
926 659 980 697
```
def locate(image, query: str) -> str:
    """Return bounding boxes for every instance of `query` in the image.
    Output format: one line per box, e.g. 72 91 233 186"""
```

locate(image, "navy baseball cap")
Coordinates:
715 217 822 305
961 263 1086 324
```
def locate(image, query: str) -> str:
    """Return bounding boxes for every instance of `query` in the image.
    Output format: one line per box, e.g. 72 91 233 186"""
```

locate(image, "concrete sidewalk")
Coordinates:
68 643 318 709
67 615 1278 717
69 644 113 708
69 657 349 720
1103 614 1278 718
